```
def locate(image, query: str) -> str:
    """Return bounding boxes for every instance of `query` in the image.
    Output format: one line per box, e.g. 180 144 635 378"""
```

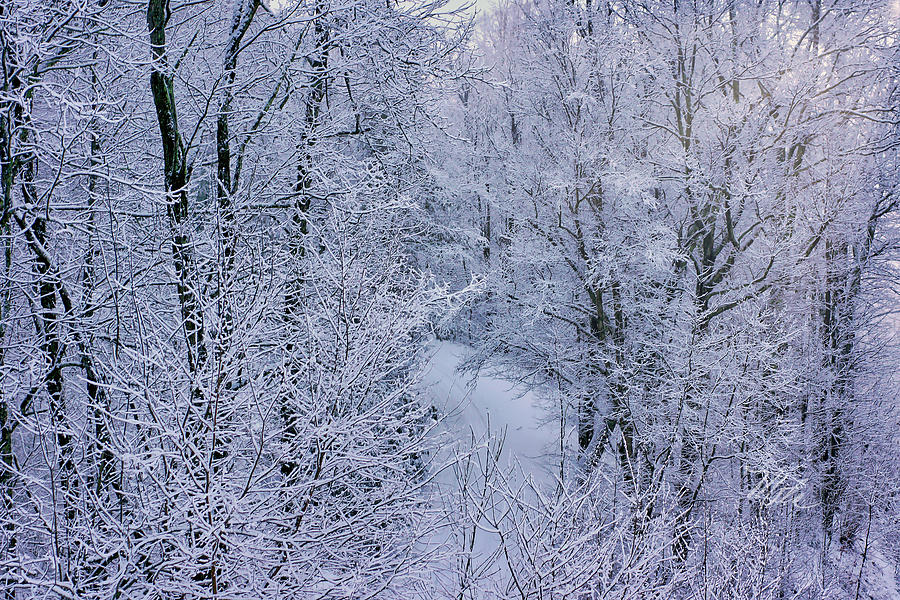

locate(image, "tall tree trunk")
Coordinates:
281 4 329 486
147 0 213 590
215 0 259 361
0 27 16 597
147 0 207 377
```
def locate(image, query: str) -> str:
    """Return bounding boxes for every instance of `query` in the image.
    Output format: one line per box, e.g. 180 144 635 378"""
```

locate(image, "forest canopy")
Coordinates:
0 0 898 598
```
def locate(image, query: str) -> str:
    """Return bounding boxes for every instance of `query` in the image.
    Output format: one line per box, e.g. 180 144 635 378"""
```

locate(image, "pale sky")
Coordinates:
443 0 500 18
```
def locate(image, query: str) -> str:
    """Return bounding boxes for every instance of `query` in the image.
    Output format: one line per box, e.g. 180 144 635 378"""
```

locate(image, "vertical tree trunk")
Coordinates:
147 0 213 590
147 0 207 376
0 9 16 592
216 0 259 360
281 5 329 486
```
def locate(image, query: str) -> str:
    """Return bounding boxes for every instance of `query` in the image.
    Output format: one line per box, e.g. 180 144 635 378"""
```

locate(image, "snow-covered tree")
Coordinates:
0 0 471 596
430 0 900 594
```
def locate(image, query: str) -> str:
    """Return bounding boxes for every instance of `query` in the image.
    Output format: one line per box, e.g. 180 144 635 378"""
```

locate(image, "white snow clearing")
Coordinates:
417 341 561 599
421 341 559 482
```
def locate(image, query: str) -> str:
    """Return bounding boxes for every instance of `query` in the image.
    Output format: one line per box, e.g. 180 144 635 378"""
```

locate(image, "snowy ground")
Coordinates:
420 341 559 481
417 341 560 598
416 341 900 600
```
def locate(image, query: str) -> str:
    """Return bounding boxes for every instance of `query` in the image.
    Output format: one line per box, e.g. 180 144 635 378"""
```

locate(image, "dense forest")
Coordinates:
0 0 899 598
